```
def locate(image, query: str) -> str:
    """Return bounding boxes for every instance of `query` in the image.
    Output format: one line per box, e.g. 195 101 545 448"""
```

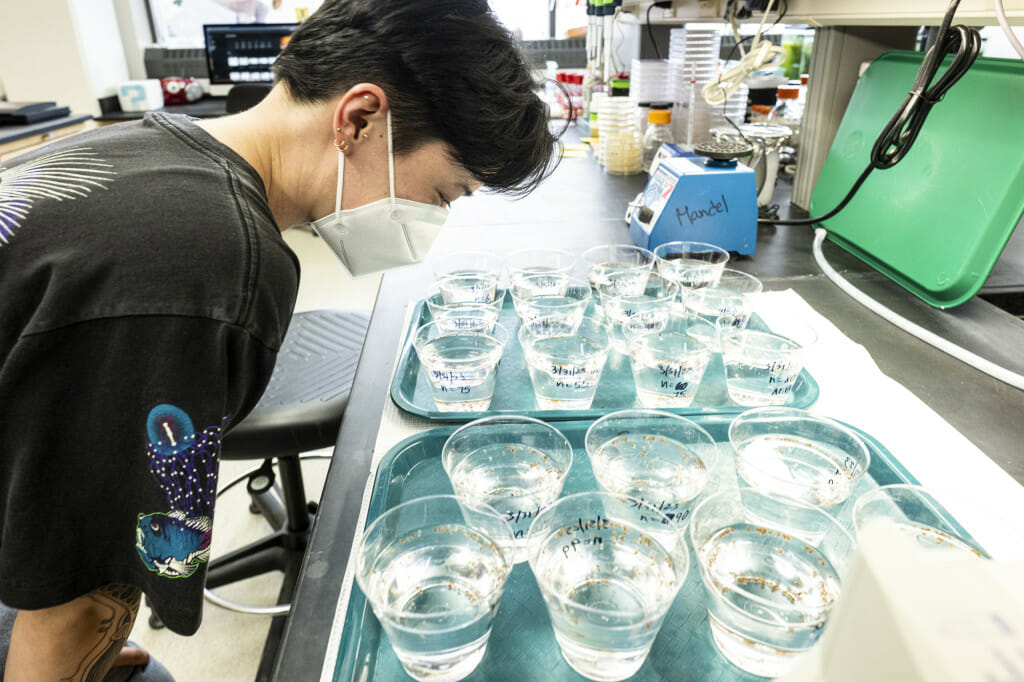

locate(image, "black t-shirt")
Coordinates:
0 113 300 635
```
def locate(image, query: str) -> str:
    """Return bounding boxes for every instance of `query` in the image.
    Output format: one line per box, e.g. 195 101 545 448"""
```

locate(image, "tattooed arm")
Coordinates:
4 584 141 682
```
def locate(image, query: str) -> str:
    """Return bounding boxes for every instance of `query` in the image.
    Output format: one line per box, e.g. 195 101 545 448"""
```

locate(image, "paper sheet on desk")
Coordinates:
756 290 1024 529
779 524 1024 682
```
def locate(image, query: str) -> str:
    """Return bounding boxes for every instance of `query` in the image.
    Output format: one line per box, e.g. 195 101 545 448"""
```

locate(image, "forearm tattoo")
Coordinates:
60 584 142 682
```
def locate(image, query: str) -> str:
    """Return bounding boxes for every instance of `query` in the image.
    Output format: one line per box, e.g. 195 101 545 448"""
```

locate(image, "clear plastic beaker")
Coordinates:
413 321 508 412
355 495 515 681
519 316 611 410
689 490 855 678
511 275 591 337
443 415 573 563
729 407 870 541
626 316 715 407
720 319 816 406
586 409 718 529
597 271 678 353
528 491 689 681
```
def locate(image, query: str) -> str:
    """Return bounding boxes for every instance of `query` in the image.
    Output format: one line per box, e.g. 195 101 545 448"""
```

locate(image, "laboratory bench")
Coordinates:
271 127 1024 680
93 96 229 125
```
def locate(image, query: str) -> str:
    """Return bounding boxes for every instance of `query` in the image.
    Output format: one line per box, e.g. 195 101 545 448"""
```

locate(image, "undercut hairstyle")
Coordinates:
273 0 560 196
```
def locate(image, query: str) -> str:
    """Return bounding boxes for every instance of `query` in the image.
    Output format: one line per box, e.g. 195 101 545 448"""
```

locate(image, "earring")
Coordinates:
334 139 350 153
362 133 369 140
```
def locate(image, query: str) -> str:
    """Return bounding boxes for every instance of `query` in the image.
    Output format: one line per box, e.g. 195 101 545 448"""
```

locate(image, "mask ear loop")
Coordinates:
387 110 399 220
335 149 344 216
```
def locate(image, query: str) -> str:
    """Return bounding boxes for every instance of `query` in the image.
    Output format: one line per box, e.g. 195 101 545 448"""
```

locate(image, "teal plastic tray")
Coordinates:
390 297 820 422
331 416 917 682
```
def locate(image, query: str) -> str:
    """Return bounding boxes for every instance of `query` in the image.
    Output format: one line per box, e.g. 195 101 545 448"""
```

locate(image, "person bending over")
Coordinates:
0 1 557 678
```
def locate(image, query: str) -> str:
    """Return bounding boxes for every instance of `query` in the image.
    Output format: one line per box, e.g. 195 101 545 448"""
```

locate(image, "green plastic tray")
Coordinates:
390 297 819 422
811 50 1024 308
330 416 918 682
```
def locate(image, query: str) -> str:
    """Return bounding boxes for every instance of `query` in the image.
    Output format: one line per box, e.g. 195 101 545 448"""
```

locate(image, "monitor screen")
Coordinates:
203 23 298 85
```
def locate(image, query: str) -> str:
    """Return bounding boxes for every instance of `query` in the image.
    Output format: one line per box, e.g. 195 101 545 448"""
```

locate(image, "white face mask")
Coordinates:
311 110 449 278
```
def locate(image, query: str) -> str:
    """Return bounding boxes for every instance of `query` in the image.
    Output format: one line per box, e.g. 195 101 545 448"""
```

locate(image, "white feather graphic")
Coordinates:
0 147 116 245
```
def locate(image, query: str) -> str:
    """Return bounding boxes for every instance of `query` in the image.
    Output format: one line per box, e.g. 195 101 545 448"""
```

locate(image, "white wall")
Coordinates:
0 0 130 115
981 24 1024 58
115 0 156 80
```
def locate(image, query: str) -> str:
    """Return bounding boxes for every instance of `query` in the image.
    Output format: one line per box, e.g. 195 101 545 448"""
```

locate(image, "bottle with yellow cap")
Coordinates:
641 107 675 173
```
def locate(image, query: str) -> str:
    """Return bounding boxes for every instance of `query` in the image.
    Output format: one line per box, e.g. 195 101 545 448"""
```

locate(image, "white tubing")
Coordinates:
812 228 1024 391
703 0 786 105
995 0 1024 60
201 454 332 617
204 588 290 616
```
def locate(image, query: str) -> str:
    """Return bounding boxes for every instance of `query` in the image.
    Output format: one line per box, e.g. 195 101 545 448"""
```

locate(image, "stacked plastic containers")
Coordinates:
667 27 732 145
630 59 675 105
708 83 750 132
629 59 675 134
597 95 643 175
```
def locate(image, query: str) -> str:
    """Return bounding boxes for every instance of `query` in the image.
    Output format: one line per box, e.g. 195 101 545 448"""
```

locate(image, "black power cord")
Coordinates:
647 1 673 61
724 0 788 66
759 0 981 226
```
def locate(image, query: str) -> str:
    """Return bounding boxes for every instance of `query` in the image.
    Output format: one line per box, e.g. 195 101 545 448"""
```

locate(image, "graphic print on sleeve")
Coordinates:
0 147 116 246
136 404 228 578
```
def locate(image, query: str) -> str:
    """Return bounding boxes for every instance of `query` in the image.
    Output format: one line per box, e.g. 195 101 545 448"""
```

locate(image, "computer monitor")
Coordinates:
203 23 298 85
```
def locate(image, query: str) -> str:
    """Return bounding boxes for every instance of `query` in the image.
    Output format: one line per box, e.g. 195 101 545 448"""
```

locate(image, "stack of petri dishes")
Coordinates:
667 27 724 145
630 59 675 135
596 96 643 175
629 59 674 105
708 83 749 131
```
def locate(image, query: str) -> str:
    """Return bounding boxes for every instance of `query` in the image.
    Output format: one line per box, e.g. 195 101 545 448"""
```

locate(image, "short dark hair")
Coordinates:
273 0 559 196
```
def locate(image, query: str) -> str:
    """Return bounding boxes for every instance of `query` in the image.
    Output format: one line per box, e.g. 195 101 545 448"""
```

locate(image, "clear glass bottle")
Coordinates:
642 108 674 173
768 86 803 149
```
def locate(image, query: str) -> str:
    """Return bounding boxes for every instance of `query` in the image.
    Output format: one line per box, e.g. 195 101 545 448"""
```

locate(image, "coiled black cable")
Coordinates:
647 3 661 60
759 0 981 226
647 1 673 61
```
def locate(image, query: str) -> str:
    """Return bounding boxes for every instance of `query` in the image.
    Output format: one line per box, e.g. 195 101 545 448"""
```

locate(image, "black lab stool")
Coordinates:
179 309 368 679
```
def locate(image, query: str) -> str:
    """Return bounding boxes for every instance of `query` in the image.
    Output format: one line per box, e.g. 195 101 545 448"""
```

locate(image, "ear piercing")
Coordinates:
334 126 350 152
335 124 368 150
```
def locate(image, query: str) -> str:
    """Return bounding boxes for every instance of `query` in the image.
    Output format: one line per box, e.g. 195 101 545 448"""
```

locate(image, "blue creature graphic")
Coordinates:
136 404 228 578
136 511 212 578
145 405 223 519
